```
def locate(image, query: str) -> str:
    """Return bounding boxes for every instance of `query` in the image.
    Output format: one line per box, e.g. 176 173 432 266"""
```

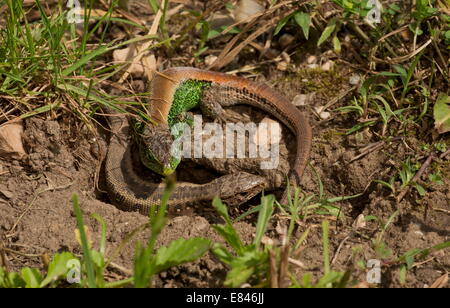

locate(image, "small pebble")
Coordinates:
292 93 316 106
314 106 331 119
276 61 288 71
204 55 218 67
349 74 361 85
321 60 334 71
306 55 317 64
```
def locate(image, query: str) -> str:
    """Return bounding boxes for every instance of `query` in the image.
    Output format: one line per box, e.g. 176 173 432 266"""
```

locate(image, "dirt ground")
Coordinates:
0 0 449 288
0 65 448 287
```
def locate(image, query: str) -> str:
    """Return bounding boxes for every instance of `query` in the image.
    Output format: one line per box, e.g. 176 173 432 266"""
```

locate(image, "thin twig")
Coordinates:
331 235 350 265
0 247 42 258
348 137 403 164
108 261 133 276
439 149 450 159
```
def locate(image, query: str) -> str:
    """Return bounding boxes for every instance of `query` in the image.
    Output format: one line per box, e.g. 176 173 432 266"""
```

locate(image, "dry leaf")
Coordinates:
0 121 26 159
433 93 450 134
353 214 366 229
233 0 265 23
292 93 316 107
75 226 93 249
430 273 448 288
113 45 145 77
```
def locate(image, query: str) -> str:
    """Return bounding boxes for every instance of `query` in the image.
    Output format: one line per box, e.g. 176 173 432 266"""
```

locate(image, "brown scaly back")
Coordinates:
149 67 312 198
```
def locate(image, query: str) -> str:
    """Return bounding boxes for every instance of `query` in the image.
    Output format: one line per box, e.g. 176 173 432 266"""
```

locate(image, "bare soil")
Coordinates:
1 65 448 287
0 0 448 288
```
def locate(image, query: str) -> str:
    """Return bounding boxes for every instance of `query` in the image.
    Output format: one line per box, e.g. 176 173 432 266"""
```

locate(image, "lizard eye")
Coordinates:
138 125 175 176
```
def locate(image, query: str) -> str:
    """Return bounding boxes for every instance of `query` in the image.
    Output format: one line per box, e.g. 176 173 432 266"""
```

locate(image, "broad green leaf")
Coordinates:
294 12 310 39
21 268 43 288
433 93 450 134
155 238 210 273
7 272 25 288
40 252 76 287
0 268 25 288
317 19 336 46
374 241 393 259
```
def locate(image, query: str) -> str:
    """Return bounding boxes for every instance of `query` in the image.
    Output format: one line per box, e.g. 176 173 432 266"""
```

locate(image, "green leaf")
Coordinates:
403 248 422 269
332 36 341 53
433 93 450 134
133 243 154 288
413 183 426 196
316 271 344 288
90 250 105 269
374 241 393 259
399 264 407 284
225 264 254 287
317 19 336 46
71 193 96 288
62 45 109 76
211 243 234 265
7 272 25 288
212 224 244 255
274 13 294 36
224 250 267 287
212 197 232 224
253 195 274 248
20 103 60 119
428 173 443 185
155 238 210 273
294 12 310 39
21 268 43 288
393 65 408 84
40 252 76 287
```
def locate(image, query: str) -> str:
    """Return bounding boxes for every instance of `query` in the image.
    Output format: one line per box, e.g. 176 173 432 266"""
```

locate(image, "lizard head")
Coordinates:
138 124 181 176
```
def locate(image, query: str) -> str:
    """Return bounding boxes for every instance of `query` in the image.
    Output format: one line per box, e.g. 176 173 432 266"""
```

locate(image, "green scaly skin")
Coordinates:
136 79 211 175
168 79 211 127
